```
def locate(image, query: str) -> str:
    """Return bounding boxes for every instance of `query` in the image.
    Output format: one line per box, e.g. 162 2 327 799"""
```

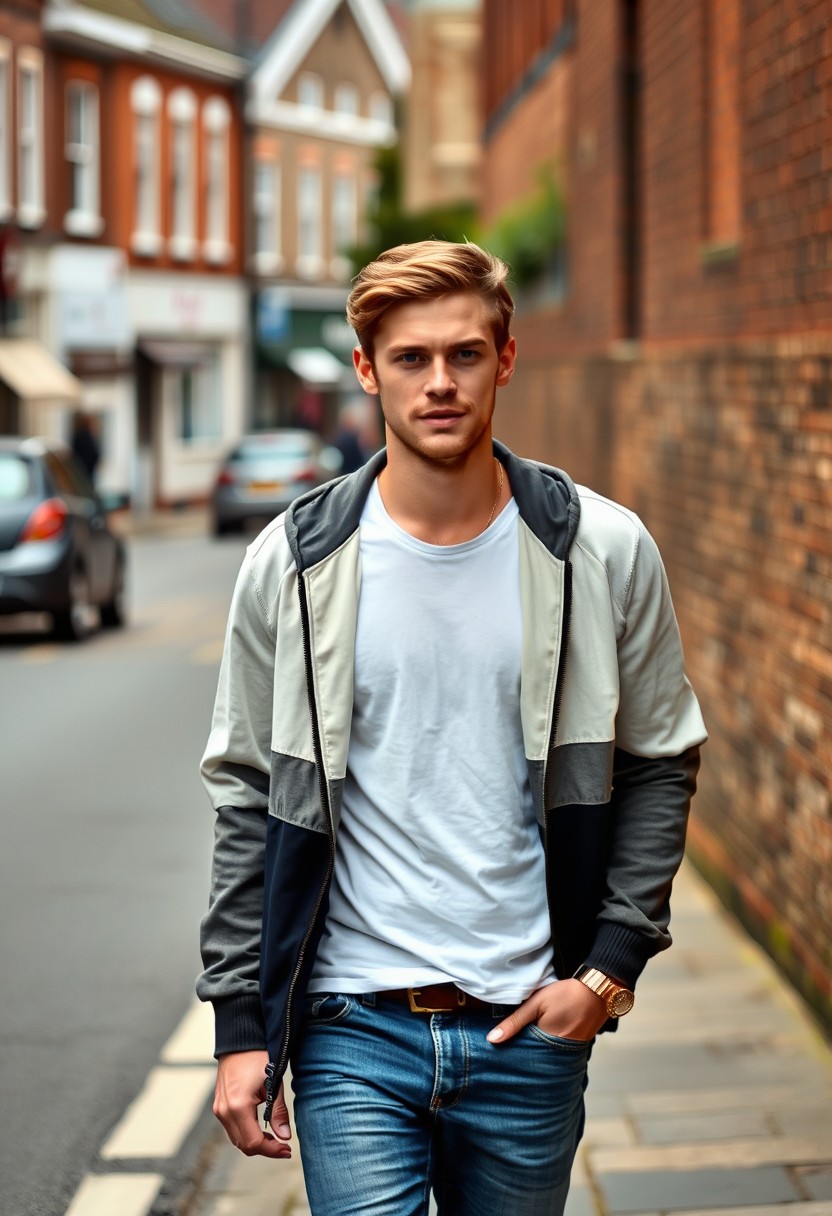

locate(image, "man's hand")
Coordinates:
486 979 608 1045
213 1051 292 1158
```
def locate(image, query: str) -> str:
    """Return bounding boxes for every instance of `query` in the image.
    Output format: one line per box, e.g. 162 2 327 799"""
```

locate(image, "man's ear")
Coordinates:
496 336 517 387
353 346 379 395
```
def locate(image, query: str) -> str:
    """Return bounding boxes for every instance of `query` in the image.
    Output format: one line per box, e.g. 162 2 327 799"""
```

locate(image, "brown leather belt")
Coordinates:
380 983 492 1013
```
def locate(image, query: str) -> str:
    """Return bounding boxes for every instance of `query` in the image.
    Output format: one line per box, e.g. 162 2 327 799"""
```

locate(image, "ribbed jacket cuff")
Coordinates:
583 921 655 990
213 994 267 1057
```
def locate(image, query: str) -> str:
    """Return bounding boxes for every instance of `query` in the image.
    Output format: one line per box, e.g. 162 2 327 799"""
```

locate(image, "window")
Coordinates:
705 0 741 252
334 82 358 116
332 172 356 276
168 88 197 260
369 91 393 127
65 81 102 236
17 48 44 227
203 96 231 263
297 166 323 277
298 72 324 112
0 41 10 219
253 158 281 272
131 75 162 255
177 355 221 442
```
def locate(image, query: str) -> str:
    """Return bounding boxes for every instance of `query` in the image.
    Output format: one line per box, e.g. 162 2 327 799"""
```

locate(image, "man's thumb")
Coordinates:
486 998 537 1045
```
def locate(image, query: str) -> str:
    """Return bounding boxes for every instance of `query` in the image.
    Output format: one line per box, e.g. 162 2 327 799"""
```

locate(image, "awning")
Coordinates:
0 339 82 402
138 340 213 368
286 346 351 390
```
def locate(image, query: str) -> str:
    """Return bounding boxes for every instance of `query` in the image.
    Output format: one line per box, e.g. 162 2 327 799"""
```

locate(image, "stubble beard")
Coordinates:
379 389 497 471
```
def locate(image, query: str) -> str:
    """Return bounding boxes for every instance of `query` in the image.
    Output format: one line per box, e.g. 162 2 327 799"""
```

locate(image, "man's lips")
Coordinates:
420 409 464 422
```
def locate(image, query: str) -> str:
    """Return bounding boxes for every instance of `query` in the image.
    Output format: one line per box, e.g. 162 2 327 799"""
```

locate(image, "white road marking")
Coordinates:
160 998 215 1064
100 1065 216 1160
63 1174 163 1216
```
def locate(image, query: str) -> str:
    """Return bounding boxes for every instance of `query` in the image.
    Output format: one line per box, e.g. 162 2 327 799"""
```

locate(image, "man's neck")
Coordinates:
378 438 508 546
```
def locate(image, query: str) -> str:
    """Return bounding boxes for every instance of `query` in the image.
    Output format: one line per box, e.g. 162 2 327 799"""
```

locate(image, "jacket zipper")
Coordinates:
542 559 573 976
263 570 336 1129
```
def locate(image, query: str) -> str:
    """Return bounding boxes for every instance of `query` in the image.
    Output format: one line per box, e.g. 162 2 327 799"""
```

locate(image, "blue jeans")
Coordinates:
290 992 592 1216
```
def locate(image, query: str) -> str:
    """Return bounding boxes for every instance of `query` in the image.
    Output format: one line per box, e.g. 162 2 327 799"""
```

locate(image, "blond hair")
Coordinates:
347 240 514 356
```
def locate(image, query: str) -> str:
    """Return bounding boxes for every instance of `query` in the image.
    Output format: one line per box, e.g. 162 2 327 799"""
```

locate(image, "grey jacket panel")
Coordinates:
198 445 707 1053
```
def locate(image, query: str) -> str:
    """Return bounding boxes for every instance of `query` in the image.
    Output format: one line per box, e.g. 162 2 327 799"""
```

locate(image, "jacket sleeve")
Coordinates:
197 550 276 1056
586 520 707 989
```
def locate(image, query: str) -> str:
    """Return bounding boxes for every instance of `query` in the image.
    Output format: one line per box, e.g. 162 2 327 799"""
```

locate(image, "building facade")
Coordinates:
21 0 250 506
246 0 409 437
481 0 832 1026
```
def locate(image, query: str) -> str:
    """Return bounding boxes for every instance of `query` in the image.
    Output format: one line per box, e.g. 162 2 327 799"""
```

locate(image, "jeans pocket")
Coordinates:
525 1025 594 1051
302 993 356 1025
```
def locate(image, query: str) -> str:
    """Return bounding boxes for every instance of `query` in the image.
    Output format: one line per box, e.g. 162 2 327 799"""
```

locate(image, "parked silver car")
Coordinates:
210 430 343 536
0 437 127 640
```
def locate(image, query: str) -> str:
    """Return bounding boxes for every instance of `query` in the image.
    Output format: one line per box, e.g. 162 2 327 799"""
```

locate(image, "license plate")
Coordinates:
248 481 283 494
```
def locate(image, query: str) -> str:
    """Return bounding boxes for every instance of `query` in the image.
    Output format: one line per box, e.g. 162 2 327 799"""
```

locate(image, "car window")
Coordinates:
0 454 35 501
235 438 316 462
45 452 94 500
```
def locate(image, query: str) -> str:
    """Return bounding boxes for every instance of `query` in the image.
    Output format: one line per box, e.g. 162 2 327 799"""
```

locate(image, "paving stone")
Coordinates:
564 1181 597 1216
583 1116 637 1147
798 1167 832 1201
598 1165 799 1212
592 1133 832 1171
629 1085 832 1117
636 1111 770 1145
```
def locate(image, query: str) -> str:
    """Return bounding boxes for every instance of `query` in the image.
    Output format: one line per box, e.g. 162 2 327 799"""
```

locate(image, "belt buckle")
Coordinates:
407 987 466 1013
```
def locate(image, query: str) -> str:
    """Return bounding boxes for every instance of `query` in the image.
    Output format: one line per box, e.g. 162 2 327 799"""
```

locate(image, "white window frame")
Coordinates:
369 91 393 129
0 41 11 220
252 158 282 275
203 96 231 264
176 354 221 445
131 75 162 256
297 72 324 112
297 166 323 279
65 80 103 237
168 87 197 261
331 171 356 279
334 82 358 117
17 47 45 228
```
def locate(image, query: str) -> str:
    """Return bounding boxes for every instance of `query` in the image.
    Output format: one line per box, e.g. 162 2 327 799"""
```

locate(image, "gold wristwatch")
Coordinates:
574 966 635 1017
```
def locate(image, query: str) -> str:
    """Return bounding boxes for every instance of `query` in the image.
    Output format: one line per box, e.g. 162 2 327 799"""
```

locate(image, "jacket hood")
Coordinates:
285 440 581 573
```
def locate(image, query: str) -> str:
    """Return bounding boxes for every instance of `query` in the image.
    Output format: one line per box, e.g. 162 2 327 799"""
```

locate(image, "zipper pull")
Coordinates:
263 1060 276 1129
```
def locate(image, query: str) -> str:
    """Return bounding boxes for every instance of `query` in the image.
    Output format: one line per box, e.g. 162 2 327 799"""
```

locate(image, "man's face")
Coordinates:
353 292 516 466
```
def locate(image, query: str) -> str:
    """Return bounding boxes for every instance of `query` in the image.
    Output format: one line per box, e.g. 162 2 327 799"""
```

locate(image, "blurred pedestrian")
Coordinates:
332 402 369 474
198 240 707 1214
70 410 100 485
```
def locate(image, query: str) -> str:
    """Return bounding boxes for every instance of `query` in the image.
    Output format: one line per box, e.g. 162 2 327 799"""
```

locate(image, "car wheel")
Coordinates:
53 566 98 642
212 516 240 537
100 557 127 629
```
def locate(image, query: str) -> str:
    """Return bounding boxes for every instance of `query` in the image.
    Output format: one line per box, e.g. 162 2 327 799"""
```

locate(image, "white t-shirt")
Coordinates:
308 479 554 1003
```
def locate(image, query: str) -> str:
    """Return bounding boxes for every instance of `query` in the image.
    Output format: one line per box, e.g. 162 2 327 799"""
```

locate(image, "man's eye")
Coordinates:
398 352 423 364
455 349 479 361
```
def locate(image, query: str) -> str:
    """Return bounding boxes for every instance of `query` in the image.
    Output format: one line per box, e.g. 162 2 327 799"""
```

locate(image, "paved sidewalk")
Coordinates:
186 860 832 1216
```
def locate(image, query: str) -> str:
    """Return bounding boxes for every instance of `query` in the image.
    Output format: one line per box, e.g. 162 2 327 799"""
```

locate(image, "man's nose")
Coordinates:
425 358 456 394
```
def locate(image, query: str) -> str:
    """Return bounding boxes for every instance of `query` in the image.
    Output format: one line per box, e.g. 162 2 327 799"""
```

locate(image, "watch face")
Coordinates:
610 989 634 1016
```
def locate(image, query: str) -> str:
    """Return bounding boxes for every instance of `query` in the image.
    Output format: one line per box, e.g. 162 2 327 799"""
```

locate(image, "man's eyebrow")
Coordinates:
386 337 490 355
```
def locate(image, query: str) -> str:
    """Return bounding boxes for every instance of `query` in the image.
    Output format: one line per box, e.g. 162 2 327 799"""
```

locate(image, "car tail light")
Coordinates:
21 497 68 542
295 467 317 484
216 469 235 488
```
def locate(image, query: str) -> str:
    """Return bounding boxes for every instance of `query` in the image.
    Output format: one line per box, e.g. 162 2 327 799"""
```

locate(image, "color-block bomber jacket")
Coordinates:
198 441 707 1107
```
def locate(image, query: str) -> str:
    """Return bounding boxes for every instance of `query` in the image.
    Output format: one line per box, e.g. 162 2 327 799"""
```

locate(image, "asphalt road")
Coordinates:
0 526 247 1216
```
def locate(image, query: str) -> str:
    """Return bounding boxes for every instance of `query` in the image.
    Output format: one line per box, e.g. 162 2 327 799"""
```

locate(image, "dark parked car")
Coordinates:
0 436 127 641
210 429 343 536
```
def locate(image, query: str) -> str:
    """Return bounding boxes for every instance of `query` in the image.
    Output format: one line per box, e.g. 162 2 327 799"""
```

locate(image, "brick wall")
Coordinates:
494 336 832 1027
483 0 832 1026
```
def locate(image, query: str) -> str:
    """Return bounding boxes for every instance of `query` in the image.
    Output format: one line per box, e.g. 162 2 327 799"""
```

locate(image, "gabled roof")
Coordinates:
250 0 410 101
58 0 236 53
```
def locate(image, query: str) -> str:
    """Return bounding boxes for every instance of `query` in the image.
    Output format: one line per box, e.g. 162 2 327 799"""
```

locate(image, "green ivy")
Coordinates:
483 165 566 288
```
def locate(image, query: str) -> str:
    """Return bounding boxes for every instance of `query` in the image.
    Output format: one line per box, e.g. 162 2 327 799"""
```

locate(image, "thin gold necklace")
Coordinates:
432 458 503 545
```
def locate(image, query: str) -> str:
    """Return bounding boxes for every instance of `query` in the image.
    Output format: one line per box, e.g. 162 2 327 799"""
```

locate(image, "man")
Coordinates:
198 241 706 1215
